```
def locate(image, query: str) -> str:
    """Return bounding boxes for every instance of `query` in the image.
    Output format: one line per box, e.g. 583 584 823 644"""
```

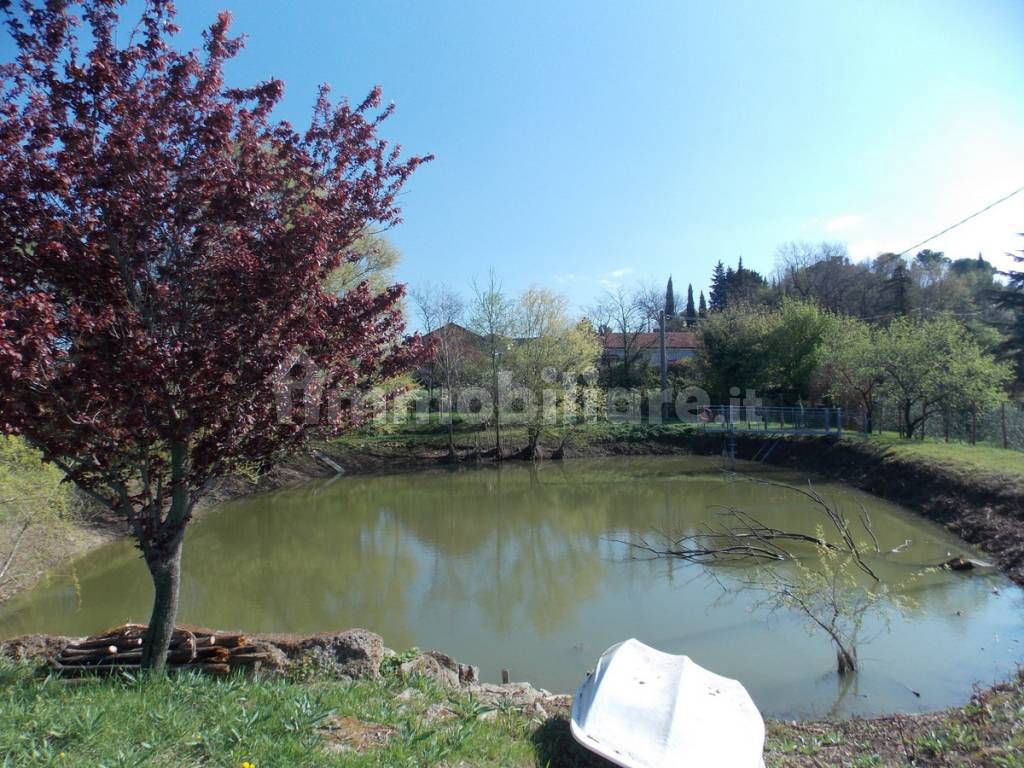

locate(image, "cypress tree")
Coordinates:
665 276 676 316
698 291 708 318
685 283 697 326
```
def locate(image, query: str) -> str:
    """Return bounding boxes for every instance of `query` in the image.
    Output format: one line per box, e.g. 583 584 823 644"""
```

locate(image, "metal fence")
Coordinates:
694 402 1024 451
867 401 1024 451
695 405 845 435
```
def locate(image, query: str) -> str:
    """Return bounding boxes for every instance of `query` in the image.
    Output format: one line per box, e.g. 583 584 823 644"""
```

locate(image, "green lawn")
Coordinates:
4 659 1023 768
0 661 569 768
849 433 1024 482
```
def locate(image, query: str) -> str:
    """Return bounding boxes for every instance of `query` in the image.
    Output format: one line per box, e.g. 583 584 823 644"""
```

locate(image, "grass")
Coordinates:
4 423 1023 766
2 659 1023 768
0 660 555 768
848 433 1024 482
330 415 1024 481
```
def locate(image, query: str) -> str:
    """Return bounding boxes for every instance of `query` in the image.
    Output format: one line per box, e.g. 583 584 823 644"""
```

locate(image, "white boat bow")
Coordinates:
570 638 765 768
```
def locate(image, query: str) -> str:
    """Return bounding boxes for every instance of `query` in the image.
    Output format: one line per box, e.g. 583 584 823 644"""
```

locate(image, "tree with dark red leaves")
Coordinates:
0 0 430 669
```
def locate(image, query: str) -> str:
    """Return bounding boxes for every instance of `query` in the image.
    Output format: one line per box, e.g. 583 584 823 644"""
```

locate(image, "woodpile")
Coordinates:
51 624 272 677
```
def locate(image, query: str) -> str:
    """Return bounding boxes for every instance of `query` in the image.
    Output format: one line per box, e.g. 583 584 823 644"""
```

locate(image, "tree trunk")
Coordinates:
140 441 191 672
491 364 502 460
903 401 914 439
524 428 542 461
140 533 183 671
836 646 857 675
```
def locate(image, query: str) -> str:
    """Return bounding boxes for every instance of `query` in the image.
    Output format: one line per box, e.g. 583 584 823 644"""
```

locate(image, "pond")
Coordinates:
1 456 1022 719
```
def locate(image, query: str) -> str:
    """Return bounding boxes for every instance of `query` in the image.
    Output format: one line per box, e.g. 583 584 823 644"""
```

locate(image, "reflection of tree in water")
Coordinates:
276 462 988 639
179 489 419 643
0 458 1003 660
372 465 617 635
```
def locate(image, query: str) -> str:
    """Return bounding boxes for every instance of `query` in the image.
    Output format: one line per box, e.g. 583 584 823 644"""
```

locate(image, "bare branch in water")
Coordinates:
615 476 880 582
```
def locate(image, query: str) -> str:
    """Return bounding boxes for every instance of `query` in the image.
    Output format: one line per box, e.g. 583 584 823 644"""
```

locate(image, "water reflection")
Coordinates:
0 456 1021 719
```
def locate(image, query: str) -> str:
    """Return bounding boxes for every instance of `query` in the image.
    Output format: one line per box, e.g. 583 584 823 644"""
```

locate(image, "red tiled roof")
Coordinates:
602 332 698 350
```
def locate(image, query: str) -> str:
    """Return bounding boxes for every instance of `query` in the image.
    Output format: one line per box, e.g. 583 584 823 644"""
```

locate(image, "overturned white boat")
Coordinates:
571 639 765 768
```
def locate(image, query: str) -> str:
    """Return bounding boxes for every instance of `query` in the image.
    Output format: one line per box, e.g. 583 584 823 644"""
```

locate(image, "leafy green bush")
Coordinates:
0 436 71 525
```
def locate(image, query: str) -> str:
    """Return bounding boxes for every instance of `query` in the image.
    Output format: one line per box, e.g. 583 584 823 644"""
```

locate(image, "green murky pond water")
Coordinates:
1 456 1022 719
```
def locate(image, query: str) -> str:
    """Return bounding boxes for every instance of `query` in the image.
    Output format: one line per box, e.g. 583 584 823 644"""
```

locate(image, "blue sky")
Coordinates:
7 1 1024 311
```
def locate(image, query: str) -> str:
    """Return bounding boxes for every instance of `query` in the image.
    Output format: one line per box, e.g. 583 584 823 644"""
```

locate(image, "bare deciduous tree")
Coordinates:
620 479 913 675
469 270 514 458
589 286 649 386
412 285 468 458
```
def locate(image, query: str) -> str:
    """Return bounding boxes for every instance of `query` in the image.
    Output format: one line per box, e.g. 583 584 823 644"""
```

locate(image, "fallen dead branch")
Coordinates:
616 477 880 582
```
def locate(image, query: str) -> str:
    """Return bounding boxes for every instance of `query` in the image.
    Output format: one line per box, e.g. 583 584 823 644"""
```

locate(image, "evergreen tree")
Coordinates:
994 242 1024 388
698 291 708 319
665 276 676 316
729 260 767 305
685 284 697 326
709 261 728 311
888 263 912 317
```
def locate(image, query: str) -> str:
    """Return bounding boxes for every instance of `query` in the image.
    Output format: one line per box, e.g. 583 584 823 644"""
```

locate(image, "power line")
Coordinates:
896 183 1024 257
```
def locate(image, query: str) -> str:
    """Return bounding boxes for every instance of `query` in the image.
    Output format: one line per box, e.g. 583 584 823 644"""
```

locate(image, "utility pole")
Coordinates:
659 310 668 420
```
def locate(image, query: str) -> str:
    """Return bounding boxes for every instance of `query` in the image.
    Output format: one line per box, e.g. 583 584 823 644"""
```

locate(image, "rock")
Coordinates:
941 556 974 571
395 687 424 703
398 650 479 688
425 650 480 686
463 680 571 718
259 629 386 679
399 653 458 688
305 629 385 679
0 634 80 664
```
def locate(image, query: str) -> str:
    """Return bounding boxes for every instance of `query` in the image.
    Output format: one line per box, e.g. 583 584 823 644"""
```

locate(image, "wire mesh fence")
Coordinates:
864 401 1024 451
696 405 845 434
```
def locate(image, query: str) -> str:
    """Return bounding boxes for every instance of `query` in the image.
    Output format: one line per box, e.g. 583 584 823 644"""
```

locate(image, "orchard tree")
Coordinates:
877 316 1009 438
767 299 836 402
824 317 885 432
0 1 430 669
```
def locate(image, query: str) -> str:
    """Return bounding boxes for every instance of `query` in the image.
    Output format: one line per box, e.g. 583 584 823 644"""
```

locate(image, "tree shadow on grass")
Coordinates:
531 716 619 768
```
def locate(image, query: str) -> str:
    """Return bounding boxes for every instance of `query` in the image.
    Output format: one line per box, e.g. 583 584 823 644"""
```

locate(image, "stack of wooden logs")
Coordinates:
52 623 271 676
